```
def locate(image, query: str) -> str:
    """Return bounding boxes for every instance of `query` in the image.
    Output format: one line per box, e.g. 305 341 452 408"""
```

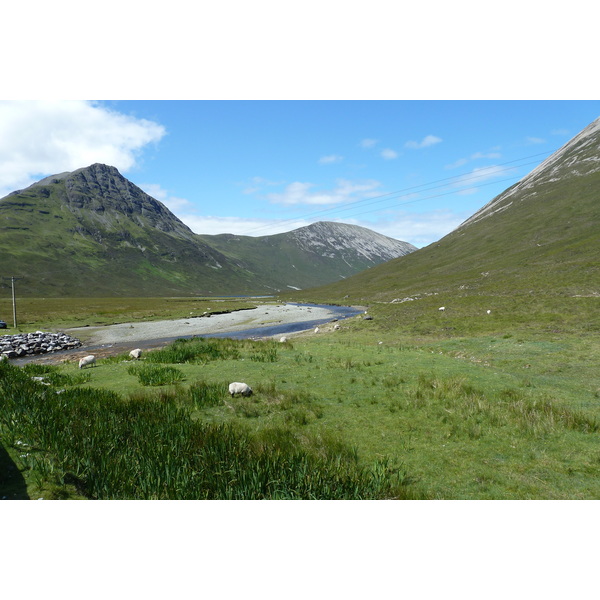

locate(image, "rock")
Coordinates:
0 331 82 358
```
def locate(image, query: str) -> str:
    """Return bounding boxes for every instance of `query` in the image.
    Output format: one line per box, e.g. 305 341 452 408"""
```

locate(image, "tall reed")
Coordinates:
0 360 414 499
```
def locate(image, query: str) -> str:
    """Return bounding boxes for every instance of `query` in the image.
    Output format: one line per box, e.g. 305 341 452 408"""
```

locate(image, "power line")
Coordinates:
242 149 554 236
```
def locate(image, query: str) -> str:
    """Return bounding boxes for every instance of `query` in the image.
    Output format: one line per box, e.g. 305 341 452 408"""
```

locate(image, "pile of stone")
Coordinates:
0 332 82 359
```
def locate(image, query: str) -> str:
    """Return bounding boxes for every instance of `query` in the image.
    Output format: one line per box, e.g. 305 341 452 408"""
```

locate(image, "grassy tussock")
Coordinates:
394 373 600 441
144 337 279 364
127 364 185 386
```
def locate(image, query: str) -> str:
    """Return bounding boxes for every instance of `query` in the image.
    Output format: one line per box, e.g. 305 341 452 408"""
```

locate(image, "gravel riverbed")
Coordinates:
67 303 344 346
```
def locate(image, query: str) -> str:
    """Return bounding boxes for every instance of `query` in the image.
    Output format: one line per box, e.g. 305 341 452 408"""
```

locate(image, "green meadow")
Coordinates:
2 294 599 500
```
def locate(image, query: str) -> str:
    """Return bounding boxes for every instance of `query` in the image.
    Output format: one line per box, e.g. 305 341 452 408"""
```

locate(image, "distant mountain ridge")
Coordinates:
0 164 415 297
289 221 414 263
200 221 415 292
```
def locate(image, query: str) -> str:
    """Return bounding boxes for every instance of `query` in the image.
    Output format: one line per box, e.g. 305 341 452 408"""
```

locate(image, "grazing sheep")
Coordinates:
486 310 492 315
229 382 253 397
314 327 320 333
279 336 288 343
78 355 96 369
438 306 445 312
129 348 143 359
334 324 341 330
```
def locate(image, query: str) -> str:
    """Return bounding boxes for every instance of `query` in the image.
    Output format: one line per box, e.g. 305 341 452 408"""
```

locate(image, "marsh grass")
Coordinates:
0 360 412 499
127 364 185 386
21 363 89 387
146 337 241 364
188 380 228 408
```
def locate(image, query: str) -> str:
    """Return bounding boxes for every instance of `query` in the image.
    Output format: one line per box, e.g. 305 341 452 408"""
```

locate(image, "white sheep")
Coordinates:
129 348 143 359
486 310 491 315
78 355 96 369
438 306 445 312
314 327 320 333
229 382 253 397
279 336 288 343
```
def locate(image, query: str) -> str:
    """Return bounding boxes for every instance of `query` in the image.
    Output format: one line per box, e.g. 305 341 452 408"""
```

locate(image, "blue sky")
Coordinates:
1 100 598 247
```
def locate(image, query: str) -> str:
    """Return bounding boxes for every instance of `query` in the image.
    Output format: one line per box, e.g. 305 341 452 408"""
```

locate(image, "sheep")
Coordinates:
486 310 492 315
129 348 143 359
438 306 445 312
78 355 96 369
279 336 288 343
314 327 320 333
229 382 253 397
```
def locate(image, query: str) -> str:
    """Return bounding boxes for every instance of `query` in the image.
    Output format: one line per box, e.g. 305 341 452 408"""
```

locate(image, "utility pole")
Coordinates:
2 276 23 328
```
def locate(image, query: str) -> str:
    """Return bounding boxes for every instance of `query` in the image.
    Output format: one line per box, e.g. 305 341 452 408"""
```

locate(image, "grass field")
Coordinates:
2 294 599 500
0 296 261 331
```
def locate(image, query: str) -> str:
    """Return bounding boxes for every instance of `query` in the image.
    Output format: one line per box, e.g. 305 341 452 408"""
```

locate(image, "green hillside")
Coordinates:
0 165 249 296
295 118 600 307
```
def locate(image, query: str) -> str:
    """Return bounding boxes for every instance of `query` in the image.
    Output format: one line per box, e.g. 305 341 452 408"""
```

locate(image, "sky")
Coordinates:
1 100 599 247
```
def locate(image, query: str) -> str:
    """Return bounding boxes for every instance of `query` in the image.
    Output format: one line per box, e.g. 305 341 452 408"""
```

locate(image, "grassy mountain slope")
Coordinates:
0 165 247 296
0 164 414 297
296 117 600 306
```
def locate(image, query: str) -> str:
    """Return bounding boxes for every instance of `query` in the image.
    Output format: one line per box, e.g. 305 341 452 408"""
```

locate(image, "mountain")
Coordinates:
0 164 415 297
199 221 415 292
298 116 600 304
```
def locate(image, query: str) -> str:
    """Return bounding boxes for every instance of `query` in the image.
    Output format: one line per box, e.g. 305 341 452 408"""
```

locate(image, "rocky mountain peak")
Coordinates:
290 221 416 262
61 163 196 238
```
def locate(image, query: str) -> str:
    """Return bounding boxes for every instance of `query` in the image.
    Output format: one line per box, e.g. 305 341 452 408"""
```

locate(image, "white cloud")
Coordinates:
240 176 283 194
178 210 462 248
319 154 344 164
446 150 502 169
525 136 546 145
178 214 314 237
360 138 378 148
451 165 513 194
139 183 193 212
267 179 381 206
0 100 165 198
340 209 467 248
405 134 442 149
471 151 502 160
380 148 398 160
445 157 468 169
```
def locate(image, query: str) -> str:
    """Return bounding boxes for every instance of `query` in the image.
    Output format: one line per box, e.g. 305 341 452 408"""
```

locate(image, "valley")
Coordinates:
1 116 599 500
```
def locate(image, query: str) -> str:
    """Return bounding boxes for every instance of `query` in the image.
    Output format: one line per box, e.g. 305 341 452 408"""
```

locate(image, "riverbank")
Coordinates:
67 303 357 346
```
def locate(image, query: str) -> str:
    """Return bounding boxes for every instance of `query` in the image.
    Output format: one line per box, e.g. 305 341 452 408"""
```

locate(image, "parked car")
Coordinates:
0 320 7 329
